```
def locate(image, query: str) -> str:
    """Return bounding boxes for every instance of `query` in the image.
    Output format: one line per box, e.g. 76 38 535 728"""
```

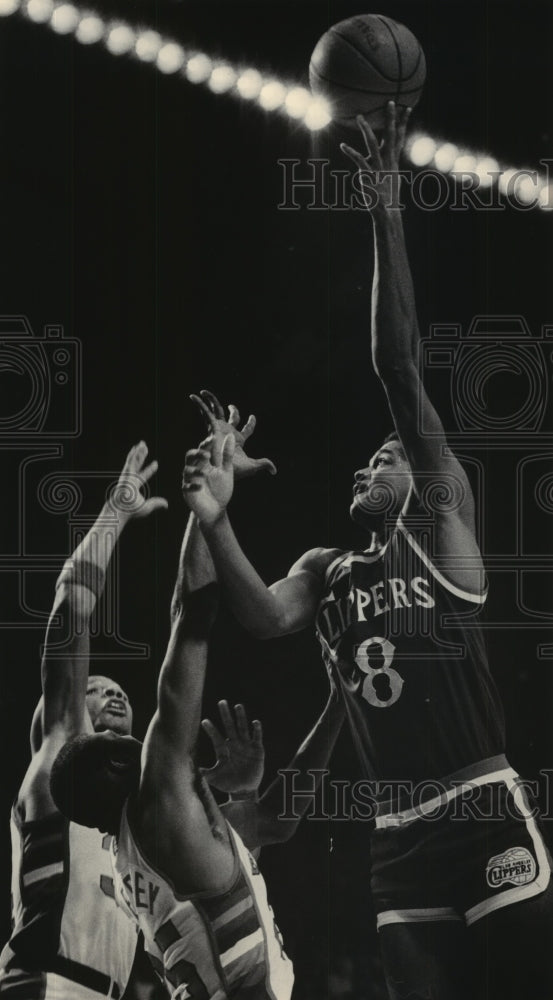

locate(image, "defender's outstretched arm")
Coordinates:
22 443 166 818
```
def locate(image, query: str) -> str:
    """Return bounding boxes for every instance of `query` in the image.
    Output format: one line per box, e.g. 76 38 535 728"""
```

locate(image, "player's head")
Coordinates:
350 433 412 528
86 676 133 736
50 731 142 835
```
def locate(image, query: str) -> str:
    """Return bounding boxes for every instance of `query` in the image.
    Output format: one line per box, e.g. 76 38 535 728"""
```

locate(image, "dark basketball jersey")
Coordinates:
315 518 505 787
0 806 137 999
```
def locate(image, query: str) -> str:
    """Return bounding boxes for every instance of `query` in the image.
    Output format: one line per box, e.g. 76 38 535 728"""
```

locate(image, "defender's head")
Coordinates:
350 434 412 528
86 676 133 736
50 731 142 835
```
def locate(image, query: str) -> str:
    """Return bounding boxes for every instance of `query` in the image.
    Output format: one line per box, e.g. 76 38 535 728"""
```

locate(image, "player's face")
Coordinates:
86 676 133 736
350 440 412 527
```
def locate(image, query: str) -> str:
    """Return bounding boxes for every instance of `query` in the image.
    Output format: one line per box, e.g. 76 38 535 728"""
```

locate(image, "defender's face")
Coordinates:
350 440 412 527
86 676 133 736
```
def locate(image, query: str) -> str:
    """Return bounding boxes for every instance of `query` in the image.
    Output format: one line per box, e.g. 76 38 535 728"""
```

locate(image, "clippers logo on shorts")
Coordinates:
486 847 536 889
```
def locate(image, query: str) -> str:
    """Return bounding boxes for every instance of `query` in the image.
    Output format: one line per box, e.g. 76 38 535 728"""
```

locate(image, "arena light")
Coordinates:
303 95 332 131
514 173 540 206
433 143 458 173
452 153 477 174
51 3 79 33
408 135 436 167
538 185 553 211
236 69 263 100
498 168 518 197
0 0 20 14
26 0 53 23
284 86 311 120
7 2 552 208
106 23 135 55
208 64 236 94
156 42 185 75
258 80 287 111
474 156 499 188
75 13 103 43
185 53 213 84
135 29 162 62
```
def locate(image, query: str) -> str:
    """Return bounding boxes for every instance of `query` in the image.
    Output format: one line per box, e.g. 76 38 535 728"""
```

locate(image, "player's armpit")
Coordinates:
262 547 340 638
136 759 236 896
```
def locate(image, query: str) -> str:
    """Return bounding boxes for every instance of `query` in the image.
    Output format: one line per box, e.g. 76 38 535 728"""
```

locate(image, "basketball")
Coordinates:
309 14 426 130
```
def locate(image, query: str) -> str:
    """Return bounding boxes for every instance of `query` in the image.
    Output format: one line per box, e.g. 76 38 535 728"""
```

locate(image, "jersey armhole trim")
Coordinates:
397 519 487 605
121 801 241 905
323 551 350 586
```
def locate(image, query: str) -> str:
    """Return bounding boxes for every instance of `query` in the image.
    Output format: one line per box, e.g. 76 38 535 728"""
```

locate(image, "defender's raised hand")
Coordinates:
201 700 265 796
182 431 236 525
340 101 411 213
108 441 168 521
191 390 276 480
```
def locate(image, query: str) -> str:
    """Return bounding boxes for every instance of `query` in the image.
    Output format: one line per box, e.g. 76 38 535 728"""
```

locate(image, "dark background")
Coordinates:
0 2 552 997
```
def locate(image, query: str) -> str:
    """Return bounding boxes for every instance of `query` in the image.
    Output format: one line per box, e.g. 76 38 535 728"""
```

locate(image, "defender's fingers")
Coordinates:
228 404 241 427
201 718 226 749
218 700 238 740
185 448 211 467
200 390 225 419
240 414 256 440
140 459 159 483
190 394 217 431
140 497 169 516
252 457 277 476
122 443 137 471
251 720 264 746
222 434 236 470
124 441 147 472
234 704 250 741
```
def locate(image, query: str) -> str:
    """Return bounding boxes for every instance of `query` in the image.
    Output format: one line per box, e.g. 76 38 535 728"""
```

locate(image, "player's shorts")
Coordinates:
370 755 551 930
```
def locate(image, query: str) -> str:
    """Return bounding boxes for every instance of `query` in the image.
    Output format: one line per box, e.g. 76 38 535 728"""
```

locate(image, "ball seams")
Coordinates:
309 65 424 99
323 24 424 85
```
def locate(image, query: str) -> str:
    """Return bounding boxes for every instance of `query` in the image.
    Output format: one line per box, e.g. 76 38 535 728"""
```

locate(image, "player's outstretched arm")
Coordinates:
342 105 483 590
139 511 236 893
183 392 332 639
21 443 167 818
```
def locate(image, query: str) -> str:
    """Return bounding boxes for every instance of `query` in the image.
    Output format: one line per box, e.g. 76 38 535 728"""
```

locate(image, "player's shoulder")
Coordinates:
289 546 344 579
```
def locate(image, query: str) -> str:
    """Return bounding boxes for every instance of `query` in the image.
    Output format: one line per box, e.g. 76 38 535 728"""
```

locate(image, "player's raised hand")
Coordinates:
340 100 411 212
191 390 276 480
108 441 168 521
182 430 235 524
200 700 265 796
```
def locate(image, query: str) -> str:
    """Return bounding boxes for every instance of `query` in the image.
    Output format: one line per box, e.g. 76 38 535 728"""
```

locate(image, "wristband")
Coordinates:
55 560 106 601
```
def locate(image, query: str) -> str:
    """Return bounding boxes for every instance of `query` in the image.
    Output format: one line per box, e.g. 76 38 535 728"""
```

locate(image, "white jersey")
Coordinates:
112 802 294 1000
0 807 137 999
